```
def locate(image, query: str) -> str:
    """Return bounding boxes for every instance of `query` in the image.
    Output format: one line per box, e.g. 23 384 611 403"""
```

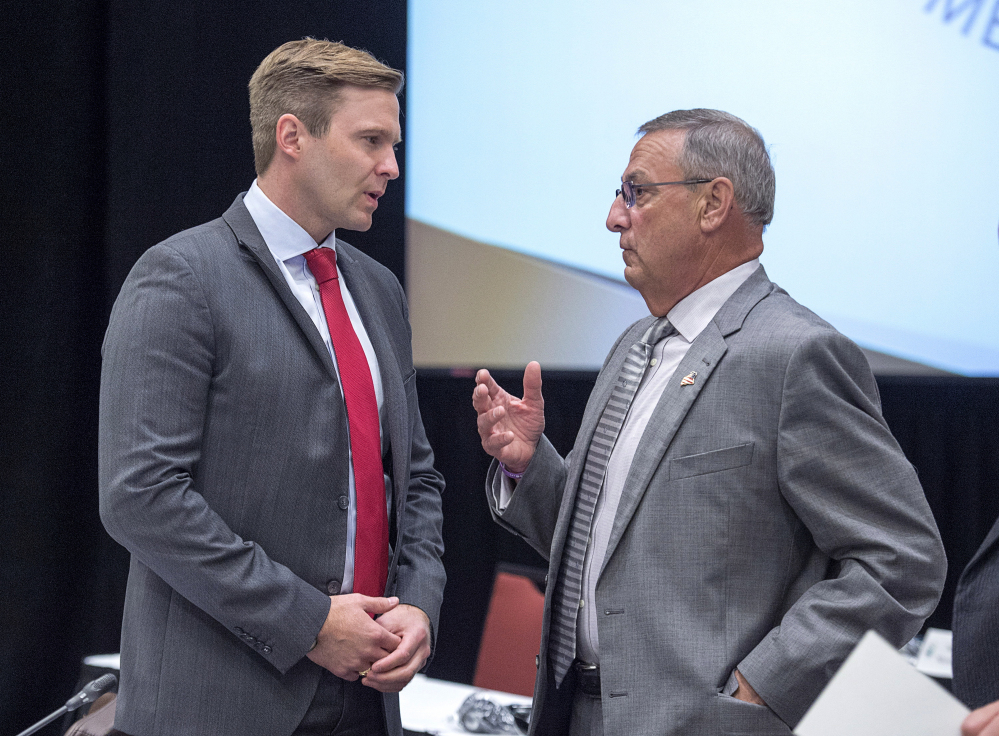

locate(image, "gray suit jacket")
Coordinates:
953 514 999 709
489 266 945 736
99 196 445 736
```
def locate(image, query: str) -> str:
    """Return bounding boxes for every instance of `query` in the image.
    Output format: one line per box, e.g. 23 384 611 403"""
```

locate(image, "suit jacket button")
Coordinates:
535 655 540 669
337 495 349 510
327 580 341 595
262 645 272 654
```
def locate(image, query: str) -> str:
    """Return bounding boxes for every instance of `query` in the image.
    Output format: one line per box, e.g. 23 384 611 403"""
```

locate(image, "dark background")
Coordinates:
2 1 997 732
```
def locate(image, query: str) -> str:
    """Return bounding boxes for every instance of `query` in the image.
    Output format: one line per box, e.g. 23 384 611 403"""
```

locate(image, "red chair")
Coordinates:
473 565 546 696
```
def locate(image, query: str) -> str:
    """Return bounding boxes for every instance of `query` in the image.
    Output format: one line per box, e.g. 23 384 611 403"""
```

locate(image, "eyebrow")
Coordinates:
622 168 648 183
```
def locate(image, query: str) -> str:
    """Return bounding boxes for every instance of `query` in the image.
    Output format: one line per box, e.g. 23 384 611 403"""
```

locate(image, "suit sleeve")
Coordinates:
481 321 642 560
99 244 330 674
737 330 947 725
484 436 570 562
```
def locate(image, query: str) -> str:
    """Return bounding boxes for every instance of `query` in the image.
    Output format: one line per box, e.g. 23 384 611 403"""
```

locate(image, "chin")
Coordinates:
340 217 374 233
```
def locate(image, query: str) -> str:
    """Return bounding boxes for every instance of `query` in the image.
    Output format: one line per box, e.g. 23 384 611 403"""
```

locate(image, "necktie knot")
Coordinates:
303 247 339 286
645 316 674 347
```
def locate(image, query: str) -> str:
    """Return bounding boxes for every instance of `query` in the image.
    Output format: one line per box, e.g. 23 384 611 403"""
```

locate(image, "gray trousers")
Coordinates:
570 691 603 736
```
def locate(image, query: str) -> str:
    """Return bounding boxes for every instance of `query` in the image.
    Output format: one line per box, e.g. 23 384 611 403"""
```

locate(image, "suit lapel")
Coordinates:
547 318 655 573
965 517 999 576
599 326 728 574
597 266 776 575
221 196 339 379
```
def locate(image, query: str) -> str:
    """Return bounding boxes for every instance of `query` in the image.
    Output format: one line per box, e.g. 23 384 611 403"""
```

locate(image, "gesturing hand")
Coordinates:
306 594 401 681
472 362 545 473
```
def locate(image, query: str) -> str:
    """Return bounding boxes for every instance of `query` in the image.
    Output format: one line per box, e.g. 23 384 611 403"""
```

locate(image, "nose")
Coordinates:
606 193 630 232
378 147 400 180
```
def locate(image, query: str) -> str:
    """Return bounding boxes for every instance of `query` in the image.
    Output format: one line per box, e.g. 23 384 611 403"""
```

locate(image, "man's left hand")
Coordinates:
733 669 768 706
362 604 432 693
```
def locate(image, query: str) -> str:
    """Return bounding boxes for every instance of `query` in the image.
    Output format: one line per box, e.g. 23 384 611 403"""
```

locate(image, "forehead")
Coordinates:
328 85 401 138
624 129 685 180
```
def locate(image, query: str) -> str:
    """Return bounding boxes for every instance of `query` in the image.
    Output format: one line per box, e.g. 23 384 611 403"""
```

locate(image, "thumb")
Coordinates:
360 595 400 616
523 361 543 402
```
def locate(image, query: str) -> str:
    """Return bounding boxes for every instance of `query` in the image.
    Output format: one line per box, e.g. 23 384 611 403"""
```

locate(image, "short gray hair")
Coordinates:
638 109 775 228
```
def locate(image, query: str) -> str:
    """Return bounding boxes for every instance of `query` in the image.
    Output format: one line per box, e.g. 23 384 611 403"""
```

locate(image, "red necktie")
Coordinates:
303 247 388 599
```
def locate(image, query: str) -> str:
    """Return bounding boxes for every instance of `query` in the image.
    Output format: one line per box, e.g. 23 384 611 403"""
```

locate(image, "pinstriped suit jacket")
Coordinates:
489 265 946 736
99 195 445 736
953 514 999 708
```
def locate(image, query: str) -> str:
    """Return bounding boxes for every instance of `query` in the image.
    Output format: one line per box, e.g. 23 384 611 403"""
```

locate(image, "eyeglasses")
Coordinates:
615 179 713 209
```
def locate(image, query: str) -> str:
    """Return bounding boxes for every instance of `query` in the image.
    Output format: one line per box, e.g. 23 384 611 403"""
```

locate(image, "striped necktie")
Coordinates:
548 316 675 686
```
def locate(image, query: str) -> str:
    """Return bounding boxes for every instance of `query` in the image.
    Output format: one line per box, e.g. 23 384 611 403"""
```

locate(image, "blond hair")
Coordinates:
248 38 404 175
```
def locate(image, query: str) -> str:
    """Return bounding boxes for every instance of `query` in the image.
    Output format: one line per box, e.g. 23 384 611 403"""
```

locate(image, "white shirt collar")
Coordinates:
243 180 336 261
667 259 761 342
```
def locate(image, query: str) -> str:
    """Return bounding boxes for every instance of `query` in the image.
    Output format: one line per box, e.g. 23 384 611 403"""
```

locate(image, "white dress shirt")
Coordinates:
243 181 387 595
497 258 761 662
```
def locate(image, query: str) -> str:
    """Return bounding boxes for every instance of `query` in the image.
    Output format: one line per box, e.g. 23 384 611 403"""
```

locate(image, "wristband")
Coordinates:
499 461 526 480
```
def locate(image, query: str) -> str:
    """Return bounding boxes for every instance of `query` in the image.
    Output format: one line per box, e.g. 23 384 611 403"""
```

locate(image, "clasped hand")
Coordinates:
306 594 432 693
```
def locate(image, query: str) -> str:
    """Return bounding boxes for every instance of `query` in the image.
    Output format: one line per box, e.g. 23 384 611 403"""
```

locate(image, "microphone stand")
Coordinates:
14 706 67 736
15 673 118 736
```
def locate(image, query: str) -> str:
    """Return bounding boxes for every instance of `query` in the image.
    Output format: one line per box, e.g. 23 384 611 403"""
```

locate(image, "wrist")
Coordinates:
499 460 527 479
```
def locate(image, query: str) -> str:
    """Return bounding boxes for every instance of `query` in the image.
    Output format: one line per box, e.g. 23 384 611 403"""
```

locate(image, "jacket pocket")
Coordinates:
669 443 754 480
716 693 791 735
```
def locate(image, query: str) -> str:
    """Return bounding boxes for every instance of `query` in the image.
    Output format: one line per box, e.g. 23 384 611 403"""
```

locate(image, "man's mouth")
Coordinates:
364 191 383 207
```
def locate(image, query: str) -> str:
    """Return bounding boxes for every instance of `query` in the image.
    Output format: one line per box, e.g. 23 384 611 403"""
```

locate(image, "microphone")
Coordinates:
15 673 118 736
64 673 118 711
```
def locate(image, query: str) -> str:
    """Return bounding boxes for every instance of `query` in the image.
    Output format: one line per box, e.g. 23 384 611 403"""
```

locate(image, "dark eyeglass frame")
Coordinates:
615 178 713 209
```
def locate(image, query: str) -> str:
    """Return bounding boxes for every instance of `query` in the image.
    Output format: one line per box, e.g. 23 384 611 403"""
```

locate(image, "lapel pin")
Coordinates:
680 371 697 386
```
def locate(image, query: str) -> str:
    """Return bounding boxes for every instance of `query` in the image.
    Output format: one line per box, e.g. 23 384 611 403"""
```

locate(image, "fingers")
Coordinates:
983 716 999 736
360 594 399 616
363 641 430 693
476 404 510 441
475 368 499 396
361 604 432 692
307 595 402 678
472 370 501 411
370 625 403 653
522 361 543 402
369 637 415 674
964 701 999 736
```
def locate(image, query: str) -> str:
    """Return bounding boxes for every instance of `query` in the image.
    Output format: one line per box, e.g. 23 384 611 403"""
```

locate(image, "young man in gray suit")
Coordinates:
100 39 445 736
473 109 946 735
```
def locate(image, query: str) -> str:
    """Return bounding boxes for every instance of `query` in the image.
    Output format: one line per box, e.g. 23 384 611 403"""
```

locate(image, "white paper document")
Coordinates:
794 630 969 736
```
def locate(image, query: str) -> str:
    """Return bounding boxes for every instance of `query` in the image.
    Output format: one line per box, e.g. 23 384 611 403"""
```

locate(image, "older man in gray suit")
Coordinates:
472 109 946 735
100 40 444 736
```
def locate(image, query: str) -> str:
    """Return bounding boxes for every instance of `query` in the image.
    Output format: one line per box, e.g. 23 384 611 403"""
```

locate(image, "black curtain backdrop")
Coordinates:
2 2 998 732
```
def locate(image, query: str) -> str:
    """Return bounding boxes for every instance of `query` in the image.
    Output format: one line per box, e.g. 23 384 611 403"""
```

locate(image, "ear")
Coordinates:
274 113 309 161
699 177 736 234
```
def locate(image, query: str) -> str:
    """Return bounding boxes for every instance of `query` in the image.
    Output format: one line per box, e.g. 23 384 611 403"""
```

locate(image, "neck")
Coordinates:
257 171 331 244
